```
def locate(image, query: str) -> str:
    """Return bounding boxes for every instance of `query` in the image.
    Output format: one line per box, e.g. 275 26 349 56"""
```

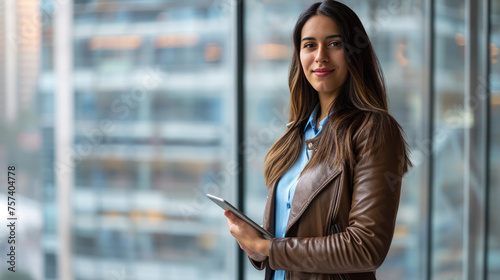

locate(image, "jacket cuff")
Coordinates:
248 256 267 270
248 238 274 270
267 237 282 270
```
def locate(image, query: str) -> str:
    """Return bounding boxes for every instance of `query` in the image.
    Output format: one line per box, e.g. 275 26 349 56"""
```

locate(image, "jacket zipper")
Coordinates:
330 223 340 235
330 224 349 280
329 181 342 235
329 183 349 280
338 273 349 280
330 273 349 280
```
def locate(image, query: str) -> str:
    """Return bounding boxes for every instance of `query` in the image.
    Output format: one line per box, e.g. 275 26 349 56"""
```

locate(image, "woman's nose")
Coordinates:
315 46 328 63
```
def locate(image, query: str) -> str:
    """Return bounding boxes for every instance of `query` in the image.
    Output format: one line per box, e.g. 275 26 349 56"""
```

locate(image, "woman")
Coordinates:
224 1 412 279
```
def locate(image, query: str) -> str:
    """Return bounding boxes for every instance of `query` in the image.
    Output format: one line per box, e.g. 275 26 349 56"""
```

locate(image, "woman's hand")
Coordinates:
236 240 267 262
224 209 270 262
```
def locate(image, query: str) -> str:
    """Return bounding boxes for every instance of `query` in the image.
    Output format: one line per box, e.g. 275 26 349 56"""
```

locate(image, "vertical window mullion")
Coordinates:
425 0 435 278
236 1 246 280
465 0 489 278
482 0 492 280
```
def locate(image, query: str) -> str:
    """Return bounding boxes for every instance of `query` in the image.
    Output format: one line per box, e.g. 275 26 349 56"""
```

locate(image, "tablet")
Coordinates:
207 194 274 240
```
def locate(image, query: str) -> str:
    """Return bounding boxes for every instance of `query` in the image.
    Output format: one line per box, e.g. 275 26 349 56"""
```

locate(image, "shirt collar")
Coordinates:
305 104 319 132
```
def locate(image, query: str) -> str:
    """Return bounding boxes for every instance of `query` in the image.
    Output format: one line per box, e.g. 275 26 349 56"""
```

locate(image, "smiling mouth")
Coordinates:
313 69 334 77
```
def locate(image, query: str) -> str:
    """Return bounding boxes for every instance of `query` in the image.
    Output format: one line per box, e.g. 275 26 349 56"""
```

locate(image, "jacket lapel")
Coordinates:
286 163 342 234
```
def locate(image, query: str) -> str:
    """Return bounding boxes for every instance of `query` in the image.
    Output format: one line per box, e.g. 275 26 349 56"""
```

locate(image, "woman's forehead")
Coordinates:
301 15 341 40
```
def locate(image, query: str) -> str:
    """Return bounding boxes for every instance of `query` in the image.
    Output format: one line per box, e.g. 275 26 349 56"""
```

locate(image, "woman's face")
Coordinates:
300 15 348 99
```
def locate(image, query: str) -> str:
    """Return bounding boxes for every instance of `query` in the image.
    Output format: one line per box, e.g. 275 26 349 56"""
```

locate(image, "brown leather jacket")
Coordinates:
250 113 407 280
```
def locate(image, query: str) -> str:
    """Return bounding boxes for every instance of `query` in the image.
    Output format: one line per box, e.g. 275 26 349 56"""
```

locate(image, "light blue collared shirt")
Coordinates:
273 104 328 280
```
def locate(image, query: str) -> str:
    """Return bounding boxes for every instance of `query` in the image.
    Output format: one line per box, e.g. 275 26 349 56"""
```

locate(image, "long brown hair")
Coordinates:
263 0 411 187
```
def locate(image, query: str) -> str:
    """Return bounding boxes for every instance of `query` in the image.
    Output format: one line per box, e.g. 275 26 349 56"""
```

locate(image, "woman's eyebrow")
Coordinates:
325 34 341 40
301 34 341 41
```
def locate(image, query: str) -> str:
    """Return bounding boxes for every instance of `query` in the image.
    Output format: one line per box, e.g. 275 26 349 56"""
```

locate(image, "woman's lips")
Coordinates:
313 69 334 77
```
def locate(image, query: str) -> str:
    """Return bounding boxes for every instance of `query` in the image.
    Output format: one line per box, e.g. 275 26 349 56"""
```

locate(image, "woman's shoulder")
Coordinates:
346 110 411 174
353 110 405 146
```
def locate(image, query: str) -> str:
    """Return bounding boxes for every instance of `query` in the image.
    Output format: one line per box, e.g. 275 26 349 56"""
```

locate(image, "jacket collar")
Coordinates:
262 154 343 235
286 162 342 233
263 115 340 235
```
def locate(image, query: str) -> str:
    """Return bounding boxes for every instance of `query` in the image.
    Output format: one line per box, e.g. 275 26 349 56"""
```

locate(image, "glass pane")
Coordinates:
70 2 235 280
356 0 427 278
432 0 466 278
0 1 45 279
244 1 314 279
488 0 500 278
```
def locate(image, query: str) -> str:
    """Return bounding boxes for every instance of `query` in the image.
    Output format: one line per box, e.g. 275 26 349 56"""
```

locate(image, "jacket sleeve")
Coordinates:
267 114 407 273
249 256 267 270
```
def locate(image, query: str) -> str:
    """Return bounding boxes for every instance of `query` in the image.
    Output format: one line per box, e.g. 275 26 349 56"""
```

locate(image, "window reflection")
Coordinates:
432 0 466 278
70 1 235 279
489 0 500 278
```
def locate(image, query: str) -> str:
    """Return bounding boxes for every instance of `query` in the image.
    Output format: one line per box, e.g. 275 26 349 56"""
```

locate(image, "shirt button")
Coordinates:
307 142 313 149
286 202 291 209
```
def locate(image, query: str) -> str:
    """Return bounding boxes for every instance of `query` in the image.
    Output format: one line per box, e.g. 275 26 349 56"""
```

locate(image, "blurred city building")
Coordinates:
52 0 236 280
0 0 43 279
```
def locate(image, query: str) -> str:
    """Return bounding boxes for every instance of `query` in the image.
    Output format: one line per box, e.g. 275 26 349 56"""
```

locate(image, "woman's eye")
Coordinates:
330 41 342 47
304 43 314 48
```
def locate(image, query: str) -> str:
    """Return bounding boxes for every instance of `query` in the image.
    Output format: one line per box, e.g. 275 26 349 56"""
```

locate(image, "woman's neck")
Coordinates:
317 91 338 123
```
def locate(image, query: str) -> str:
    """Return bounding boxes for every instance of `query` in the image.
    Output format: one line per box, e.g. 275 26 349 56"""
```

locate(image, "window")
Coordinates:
0 0 496 279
